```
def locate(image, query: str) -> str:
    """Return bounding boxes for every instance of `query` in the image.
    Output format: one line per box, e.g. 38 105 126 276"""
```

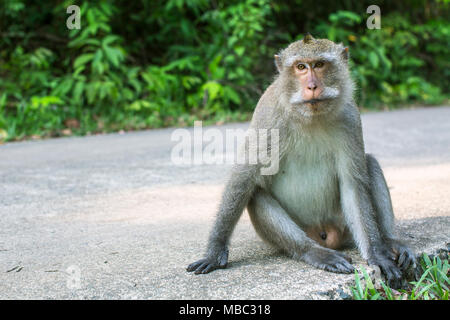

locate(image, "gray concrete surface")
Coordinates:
0 106 449 299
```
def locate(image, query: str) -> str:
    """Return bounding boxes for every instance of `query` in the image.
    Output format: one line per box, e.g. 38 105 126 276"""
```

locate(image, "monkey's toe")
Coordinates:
302 247 355 274
324 260 355 274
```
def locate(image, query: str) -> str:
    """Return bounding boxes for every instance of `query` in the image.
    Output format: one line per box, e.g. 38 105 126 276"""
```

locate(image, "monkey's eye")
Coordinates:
314 61 324 68
296 63 306 70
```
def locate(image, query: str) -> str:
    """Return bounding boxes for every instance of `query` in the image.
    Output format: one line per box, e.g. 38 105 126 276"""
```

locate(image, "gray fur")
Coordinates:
187 37 415 288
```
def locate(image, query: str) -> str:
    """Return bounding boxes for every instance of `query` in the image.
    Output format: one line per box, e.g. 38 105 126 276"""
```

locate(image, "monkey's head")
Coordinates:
275 34 354 118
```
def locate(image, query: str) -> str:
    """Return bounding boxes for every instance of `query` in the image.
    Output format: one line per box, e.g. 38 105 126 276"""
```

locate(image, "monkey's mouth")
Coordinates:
303 97 332 105
290 88 340 107
303 87 341 106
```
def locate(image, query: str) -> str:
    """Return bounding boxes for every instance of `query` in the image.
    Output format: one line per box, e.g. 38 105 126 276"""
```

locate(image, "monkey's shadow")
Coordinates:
226 236 356 270
226 216 449 270
226 245 287 270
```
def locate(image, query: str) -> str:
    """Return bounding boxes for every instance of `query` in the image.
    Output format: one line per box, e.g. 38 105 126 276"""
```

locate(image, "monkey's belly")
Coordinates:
270 155 342 228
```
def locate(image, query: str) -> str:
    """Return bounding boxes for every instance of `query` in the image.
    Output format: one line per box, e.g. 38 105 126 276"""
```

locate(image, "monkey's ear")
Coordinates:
274 54 282 72
303 33 314 44
342 47 349 60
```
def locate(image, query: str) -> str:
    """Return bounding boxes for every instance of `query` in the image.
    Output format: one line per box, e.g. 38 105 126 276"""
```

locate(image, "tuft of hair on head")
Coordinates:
303 33 314 44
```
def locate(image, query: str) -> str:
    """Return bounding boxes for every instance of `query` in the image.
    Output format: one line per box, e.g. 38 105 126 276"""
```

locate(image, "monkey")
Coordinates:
187 34 416 288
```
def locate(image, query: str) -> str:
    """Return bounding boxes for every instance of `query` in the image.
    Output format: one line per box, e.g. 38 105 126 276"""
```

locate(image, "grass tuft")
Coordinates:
350 252 449 300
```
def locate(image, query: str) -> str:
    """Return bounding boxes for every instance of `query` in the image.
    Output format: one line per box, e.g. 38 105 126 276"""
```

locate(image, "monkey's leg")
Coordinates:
247 188 354 274
366 154 416 271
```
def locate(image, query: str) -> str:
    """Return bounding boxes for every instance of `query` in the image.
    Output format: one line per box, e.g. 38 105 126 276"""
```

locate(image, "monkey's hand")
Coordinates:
186 248 229 274
388 239 417 271
300 246 355 274
368 246 404 289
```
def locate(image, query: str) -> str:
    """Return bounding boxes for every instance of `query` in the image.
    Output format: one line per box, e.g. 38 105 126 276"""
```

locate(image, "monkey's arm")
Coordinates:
187 164 258 274
337 107 403 287
338 164 403 287
366 154 416 271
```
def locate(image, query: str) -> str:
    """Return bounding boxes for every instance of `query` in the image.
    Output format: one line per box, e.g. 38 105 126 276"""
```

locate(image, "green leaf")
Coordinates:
92 50 104 74
73 82 85 103
368 52 379 68
380 280 393 300
103 47 119 67
234 46 245 57
102 35 120 47
224 86 241 104
202 81 223 102
353 268 364 299
73 53 94 69
370 293 381 300
208 55 225 79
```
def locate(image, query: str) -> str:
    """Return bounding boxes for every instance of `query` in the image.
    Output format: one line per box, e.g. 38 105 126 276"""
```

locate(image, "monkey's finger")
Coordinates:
380 263 402 285
408 256 417 270
389 251 398 261
384 249 397 262
398 251 415 270
387 278 402 290
398 251 408 269
388 267 402 280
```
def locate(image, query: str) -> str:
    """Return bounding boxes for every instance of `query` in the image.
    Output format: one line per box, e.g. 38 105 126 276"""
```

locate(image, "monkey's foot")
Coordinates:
186 250 229 274
300 247 355 274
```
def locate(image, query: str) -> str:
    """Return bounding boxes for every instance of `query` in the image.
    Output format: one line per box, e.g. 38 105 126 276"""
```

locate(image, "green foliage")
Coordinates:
409 253 450 299
351 253 449 300
0 0 448 141
351 265 383 300
316 10 449 107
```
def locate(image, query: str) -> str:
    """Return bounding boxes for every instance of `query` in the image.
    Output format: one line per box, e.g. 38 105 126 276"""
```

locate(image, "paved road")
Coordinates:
0 106 449 299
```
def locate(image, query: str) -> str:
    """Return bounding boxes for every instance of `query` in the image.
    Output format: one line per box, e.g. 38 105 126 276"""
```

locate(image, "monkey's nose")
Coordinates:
307 84 318 91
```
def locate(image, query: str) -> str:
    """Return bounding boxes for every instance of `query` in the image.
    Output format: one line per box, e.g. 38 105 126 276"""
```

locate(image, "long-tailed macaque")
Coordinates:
187 35 415 288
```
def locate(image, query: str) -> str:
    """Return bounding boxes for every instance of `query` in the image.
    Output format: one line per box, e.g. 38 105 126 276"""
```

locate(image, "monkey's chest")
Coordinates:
270 151 341 227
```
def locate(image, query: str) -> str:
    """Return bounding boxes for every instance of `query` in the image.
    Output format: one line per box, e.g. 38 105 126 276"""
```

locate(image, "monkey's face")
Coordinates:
291 59 339 104
276 37 351 118
287 57 343 117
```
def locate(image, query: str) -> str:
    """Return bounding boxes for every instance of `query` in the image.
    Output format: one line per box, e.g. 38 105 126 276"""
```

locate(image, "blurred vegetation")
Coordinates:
0 0 449 142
